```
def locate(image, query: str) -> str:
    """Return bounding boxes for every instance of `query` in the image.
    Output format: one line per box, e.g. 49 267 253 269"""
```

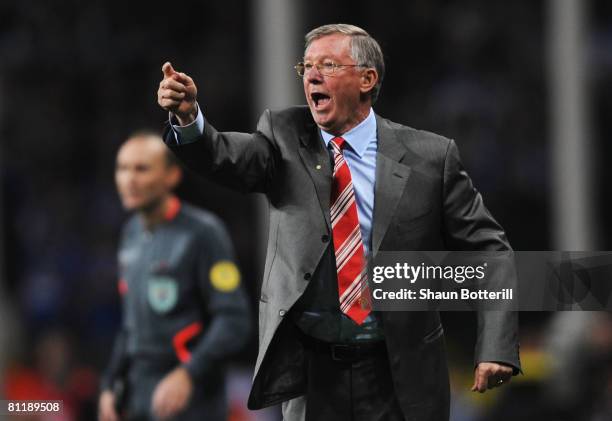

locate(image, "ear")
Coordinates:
166 165 182 190
359 68 379 96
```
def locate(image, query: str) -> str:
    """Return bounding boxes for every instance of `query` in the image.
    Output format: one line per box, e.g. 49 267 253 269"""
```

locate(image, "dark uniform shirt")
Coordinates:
101 197 251 398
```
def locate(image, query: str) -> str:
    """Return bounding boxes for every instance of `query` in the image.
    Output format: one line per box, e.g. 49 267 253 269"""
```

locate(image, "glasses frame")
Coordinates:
294 61 364 77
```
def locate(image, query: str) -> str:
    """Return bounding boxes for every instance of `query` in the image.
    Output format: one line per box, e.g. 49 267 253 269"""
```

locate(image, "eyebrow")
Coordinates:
302 55 337 61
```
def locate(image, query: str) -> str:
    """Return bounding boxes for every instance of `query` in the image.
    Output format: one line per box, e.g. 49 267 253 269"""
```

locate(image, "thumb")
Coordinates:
162 61 176 79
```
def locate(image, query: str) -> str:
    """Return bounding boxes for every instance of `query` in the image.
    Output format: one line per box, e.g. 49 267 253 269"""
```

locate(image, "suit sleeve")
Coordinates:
182 218 252 380
441 139 522 375
162 110 279 194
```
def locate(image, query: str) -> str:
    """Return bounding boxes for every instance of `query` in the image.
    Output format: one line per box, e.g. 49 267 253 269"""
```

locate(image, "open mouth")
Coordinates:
311 92 331 109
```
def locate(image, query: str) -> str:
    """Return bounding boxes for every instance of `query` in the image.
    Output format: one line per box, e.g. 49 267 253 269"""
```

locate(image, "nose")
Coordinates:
118 169 136 186
305 67 323 84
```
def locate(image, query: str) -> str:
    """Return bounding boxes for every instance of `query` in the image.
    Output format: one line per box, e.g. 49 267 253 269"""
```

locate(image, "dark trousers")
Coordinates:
283 337 405 421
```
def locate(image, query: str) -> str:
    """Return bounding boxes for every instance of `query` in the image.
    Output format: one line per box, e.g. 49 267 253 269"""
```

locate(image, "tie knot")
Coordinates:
331 136 346 152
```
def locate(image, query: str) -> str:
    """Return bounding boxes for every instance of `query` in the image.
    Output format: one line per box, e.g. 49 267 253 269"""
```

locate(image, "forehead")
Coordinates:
304 33 352 61
117 137 166 165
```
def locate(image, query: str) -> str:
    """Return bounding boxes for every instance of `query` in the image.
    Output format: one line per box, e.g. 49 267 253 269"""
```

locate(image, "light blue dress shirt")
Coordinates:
319 108 377 255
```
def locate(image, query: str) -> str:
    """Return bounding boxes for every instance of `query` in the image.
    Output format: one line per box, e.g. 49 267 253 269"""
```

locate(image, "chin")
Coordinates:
121 198 143 211
122 203 139 212
312 113 334 131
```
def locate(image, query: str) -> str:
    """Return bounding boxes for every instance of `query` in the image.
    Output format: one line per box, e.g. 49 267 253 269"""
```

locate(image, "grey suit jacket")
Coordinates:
164 106 520 421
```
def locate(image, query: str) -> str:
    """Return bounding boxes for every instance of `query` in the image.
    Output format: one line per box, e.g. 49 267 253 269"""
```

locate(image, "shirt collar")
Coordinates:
164 195 181 221
320 108 376 157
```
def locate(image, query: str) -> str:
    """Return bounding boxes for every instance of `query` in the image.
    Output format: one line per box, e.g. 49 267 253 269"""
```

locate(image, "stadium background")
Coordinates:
1 1 611 420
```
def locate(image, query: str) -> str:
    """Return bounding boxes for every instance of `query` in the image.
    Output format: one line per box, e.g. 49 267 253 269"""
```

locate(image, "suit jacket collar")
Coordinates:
298 117 333 229
371 114 411 256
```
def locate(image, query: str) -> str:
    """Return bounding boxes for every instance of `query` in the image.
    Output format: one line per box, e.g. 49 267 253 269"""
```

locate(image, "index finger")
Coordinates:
172 72 193 86
161 78 187 93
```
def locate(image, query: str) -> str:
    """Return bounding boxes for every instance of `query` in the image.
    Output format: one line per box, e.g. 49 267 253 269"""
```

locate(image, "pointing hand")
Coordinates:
157 62 198 125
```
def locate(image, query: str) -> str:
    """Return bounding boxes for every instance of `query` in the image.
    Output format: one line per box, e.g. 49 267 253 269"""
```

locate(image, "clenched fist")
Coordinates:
157 62 198 125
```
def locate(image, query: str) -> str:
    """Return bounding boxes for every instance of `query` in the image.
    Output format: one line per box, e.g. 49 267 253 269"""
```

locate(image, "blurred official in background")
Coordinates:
157 24 520 421
98 133 251 421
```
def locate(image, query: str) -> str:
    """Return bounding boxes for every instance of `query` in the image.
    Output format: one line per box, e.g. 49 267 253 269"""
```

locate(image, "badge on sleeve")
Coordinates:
148 276 179 313
209 261 240 292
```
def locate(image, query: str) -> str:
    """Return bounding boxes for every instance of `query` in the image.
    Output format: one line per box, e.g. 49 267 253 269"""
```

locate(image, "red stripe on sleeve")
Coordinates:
172 321 203 363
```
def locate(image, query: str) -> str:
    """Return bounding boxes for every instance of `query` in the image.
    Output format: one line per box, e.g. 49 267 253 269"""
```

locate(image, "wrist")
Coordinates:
175 104 198 126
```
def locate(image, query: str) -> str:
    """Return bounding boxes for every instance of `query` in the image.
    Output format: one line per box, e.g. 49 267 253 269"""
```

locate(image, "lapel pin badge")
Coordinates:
315 164 322 170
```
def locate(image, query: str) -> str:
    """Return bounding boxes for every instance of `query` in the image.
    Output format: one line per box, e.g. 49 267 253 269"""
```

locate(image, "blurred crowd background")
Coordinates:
1 0 611 420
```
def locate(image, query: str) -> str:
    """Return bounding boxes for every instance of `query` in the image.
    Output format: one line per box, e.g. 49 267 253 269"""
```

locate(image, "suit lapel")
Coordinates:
296 113 412 246
372 115 411 257
298 120 333 230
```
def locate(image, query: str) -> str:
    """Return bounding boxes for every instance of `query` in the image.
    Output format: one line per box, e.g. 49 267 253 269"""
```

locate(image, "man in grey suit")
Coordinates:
156 23 520 421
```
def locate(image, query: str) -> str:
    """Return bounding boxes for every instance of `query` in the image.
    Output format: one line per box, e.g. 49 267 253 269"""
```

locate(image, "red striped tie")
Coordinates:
329 137 371 325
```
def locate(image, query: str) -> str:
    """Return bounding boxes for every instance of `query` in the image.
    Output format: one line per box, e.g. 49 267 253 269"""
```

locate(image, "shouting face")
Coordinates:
303 33 376 135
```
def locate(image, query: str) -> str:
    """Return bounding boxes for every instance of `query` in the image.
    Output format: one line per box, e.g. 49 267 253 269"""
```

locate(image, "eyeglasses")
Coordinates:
294 61 363 77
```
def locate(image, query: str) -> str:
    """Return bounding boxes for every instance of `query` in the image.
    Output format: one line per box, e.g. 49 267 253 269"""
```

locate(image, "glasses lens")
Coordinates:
295 63 305 77
320 62 335 76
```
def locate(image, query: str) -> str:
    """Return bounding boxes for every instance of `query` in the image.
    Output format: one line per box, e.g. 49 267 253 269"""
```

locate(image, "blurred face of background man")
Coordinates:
303 33 378 135
115 135 180 214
